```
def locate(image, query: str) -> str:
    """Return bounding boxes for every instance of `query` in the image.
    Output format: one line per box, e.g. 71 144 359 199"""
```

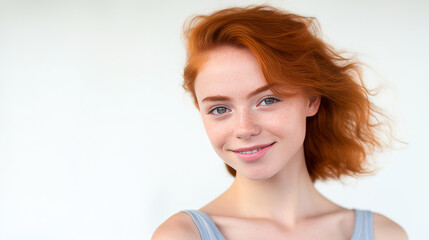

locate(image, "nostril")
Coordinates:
235 125 261 140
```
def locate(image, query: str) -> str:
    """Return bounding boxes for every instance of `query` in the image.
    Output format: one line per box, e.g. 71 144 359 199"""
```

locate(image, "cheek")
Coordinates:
265 107 307 141
201 117 229 150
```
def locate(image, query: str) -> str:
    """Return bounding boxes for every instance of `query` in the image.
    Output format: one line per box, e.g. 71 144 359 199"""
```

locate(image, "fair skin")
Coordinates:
152 45 408 240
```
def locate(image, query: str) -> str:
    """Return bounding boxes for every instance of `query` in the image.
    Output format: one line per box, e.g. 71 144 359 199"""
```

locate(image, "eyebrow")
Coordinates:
201 85 271 103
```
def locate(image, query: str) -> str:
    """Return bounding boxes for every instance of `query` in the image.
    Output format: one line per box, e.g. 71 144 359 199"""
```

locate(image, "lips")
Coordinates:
232 142 275 152
231 142 275 162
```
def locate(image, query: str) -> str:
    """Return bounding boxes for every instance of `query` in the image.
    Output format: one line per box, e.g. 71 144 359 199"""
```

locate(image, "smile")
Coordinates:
238 147 264 154
232 142 275 162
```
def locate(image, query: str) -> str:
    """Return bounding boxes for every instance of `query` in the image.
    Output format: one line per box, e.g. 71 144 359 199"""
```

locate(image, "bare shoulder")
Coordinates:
151 212 200 240
373 212 408 240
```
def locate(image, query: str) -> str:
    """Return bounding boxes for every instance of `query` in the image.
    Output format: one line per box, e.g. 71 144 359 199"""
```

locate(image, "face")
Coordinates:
194 45 320 181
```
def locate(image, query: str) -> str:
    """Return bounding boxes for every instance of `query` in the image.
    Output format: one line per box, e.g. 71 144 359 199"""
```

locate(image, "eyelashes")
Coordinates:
259 97 280 106
209 106 230 115
207 97 280 116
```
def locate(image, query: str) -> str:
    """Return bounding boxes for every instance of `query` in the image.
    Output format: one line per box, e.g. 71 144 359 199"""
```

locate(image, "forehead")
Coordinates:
194 46 268 102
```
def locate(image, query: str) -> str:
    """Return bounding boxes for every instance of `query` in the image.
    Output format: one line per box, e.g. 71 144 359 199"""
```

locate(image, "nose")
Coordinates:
234 108 261 140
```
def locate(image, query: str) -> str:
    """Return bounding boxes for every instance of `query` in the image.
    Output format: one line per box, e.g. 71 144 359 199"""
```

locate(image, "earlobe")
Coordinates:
306 95 321 117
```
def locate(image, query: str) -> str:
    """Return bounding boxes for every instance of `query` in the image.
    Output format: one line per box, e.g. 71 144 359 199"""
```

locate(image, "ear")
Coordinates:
306 95 321 117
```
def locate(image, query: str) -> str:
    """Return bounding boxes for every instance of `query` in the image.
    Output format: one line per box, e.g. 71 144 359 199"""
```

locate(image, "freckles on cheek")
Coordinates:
270 111 304 135
202 119 225 149
269 112 290 129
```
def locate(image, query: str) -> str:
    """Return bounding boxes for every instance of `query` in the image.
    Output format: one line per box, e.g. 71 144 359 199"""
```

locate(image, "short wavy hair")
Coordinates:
182 5 397 182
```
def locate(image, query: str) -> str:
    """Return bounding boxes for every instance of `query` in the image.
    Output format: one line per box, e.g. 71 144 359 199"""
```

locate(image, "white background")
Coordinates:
0 0 428 239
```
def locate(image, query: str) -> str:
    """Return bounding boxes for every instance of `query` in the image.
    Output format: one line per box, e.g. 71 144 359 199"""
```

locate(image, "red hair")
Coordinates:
182 5 397 182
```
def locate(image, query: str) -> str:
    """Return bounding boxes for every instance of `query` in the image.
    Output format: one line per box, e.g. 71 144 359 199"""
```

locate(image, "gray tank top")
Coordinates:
181 208 373 240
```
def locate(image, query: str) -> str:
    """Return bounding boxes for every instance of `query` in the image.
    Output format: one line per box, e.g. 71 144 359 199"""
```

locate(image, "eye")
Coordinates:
259 97 280 106
209 106 230 115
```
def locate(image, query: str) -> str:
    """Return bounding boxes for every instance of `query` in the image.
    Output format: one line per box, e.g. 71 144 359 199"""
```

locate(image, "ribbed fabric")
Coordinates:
181 210 226 240
350 209 374 240
182 208 373 240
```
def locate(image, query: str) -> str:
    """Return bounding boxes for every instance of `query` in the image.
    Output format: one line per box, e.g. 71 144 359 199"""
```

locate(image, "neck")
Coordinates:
223 147 339 227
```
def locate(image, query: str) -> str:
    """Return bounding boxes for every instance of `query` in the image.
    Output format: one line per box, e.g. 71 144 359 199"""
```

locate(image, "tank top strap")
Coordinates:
181 210 226 240
350 208 374 240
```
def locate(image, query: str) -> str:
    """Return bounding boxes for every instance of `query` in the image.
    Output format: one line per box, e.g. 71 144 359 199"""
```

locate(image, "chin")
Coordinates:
235 166 279 181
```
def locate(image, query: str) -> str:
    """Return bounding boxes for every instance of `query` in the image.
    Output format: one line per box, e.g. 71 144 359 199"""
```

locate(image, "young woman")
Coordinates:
153 5 408 240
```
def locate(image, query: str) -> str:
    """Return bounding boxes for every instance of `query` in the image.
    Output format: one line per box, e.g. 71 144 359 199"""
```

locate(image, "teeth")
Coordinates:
239 147 263 154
